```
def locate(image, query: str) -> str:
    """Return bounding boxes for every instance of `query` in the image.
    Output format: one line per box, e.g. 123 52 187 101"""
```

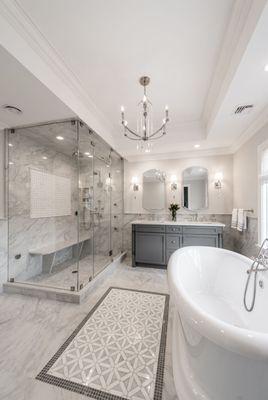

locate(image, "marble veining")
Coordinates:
0 261 177 400
37 287 168 400
131 220 225 227
2 121 124 293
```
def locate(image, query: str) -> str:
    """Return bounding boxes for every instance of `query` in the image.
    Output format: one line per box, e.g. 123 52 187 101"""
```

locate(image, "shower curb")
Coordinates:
3 252 126 304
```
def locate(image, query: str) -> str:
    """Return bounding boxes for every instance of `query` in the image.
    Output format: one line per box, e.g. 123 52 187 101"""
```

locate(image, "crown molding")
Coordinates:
125 146 233 163
231 105 268 153
203 0 267 136
0 0 117 148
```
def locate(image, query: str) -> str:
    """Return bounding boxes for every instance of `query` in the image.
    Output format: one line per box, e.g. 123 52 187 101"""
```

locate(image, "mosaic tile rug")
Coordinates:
36 287 169 400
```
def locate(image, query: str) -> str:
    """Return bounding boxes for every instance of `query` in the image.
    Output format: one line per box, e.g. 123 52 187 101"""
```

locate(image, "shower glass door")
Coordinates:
7 120 79 291
77 123 94 288
111 151 123 258
93 156 112 276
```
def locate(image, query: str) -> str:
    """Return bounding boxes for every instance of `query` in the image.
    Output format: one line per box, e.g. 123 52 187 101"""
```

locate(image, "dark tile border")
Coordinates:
36 286 169 400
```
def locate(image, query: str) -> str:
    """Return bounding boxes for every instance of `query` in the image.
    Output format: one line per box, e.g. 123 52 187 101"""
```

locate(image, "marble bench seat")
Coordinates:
29 234 92 274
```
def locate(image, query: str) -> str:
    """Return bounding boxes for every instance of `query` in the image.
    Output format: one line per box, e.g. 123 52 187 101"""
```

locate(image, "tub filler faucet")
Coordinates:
244 238 268 312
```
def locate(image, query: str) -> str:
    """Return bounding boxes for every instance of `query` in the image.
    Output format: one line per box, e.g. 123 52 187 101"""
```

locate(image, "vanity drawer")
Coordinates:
166 225 182 234
182 226 220 235
135 224 165 233
166 234 181 249
182 234 218 247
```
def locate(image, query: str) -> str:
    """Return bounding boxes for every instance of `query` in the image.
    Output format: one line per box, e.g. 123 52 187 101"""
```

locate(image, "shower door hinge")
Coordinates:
70 286 75 292
109 250 113 257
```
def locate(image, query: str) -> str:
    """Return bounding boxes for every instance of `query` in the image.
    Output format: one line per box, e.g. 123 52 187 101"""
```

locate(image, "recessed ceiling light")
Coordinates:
194 144 200 148
265 64 268 72
8 143 13 147
87 155 93 158
9 161 14 165
56 136 64 141
42 156 48 160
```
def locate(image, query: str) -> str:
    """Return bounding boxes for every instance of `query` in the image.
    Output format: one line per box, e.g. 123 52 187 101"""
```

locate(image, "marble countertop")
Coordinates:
131 220 225 227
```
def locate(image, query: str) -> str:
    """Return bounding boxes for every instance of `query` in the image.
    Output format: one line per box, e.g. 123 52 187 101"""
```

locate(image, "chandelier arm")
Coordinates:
148 123 166 139
147 133 167 140
124 132 143 141
124 125 142 139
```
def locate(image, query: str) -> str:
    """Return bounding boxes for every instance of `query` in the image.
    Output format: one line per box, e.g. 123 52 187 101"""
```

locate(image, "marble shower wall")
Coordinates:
0 219 7 292
111 151 124 258
8 123 79 284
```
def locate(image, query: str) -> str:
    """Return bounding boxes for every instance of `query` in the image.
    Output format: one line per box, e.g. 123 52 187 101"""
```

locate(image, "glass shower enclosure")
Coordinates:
6 119 123 292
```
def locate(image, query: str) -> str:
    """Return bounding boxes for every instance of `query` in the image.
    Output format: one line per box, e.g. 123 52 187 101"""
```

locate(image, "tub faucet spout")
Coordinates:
244 238 268 312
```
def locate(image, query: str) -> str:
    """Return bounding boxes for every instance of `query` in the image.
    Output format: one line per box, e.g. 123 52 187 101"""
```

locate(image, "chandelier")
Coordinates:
121 76 169 151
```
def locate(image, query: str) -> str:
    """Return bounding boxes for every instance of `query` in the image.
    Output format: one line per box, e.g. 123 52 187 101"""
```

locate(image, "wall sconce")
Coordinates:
131 176 139 191
170 175 178 191
214 172 223 189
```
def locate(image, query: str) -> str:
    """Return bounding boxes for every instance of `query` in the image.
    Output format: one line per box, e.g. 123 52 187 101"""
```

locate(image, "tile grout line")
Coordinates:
36 286 170 400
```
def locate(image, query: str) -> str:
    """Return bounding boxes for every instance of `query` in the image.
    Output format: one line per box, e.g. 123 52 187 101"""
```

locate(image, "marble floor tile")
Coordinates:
0 261 178 400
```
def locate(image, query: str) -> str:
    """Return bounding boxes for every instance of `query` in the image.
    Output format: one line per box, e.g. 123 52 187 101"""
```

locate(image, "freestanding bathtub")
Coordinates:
168 246 268 400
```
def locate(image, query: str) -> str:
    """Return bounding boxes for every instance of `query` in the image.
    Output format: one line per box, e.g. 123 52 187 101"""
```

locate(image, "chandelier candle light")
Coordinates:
121 76 169 152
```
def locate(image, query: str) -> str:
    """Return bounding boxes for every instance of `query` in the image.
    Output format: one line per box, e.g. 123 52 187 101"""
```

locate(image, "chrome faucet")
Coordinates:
248 253 268 273
244 239 268 311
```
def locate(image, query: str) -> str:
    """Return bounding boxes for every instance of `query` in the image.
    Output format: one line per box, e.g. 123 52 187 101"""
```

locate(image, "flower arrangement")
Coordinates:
168 203 180 221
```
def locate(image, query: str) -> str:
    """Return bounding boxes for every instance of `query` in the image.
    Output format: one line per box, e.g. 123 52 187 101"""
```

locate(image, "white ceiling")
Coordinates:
0 46 74 129
0 0 268 160
208 1 268 150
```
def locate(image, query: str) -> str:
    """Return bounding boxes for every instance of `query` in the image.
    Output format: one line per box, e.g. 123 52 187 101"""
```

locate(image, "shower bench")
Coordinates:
29 234 92 274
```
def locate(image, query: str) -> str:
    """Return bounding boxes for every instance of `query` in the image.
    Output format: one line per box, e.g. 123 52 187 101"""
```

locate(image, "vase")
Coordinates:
171 211 177 222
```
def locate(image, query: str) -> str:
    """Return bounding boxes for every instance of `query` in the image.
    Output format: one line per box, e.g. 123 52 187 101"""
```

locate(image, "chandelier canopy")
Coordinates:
121 76 169 150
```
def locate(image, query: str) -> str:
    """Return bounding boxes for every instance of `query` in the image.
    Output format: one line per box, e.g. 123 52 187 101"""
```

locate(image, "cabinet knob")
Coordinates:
171 240 176 244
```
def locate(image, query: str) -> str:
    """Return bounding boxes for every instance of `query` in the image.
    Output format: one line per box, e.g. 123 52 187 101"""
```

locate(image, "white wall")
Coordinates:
124 154 233 214
233 123 268 218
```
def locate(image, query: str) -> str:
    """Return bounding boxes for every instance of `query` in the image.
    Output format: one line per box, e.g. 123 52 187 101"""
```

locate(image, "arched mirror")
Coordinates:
142 169 166 210
182 166 208 211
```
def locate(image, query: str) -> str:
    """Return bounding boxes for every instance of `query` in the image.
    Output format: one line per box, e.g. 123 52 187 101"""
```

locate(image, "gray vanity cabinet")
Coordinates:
132 223 223 268
182 226 222 248
133 225 165 267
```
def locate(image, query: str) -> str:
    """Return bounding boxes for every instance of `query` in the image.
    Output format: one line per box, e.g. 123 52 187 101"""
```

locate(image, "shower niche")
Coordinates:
6 119 124 294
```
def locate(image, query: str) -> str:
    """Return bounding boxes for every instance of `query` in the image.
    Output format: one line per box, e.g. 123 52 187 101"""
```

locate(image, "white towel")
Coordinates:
231 208 238 229
237 209 247 231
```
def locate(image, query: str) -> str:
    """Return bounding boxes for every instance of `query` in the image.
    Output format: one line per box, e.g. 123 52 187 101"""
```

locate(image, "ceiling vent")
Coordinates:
234 104 253 115
2 105 23 115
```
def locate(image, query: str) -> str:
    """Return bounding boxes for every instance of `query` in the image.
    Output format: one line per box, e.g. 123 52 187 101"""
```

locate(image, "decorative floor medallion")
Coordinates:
36 287 169 400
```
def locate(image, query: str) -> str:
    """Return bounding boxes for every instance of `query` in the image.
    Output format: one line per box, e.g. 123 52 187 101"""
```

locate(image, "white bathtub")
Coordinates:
168 246 268 400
